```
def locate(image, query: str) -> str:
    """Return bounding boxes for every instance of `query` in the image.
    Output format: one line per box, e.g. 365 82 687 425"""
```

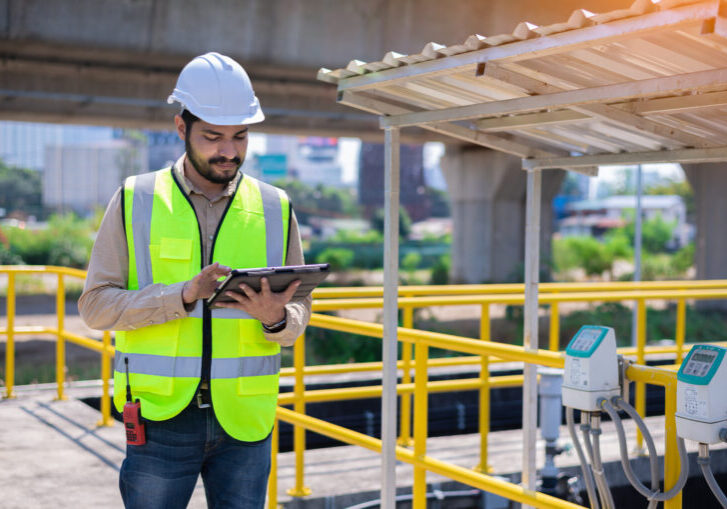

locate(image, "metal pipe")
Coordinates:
381 126 400 509
675 298 686 363
398 304 414 447
476 303 491 473
549 301 560 351
413 340 429 509
522 166 542 498
635 298 647 451
55 273 66 400
268 419 280 509
287 334 311 497
4 272 15 399
566 407 599 509
632 164 643 349
97 330 113 427
588 413 615 509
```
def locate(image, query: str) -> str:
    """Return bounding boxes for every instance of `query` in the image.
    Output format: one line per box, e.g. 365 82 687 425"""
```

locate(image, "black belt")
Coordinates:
194 382 212 408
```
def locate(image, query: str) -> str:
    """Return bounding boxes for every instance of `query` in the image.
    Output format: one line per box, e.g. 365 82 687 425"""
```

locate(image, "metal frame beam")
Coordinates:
523 146 727 170
379 67 727 128
339 91 566 159
475 89 727 132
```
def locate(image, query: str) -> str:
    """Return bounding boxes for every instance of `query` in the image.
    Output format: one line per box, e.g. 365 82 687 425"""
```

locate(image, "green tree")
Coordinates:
371 207 412 239
0 159 43 218
623 212 675 253
273 179 360 224
646 179 694 220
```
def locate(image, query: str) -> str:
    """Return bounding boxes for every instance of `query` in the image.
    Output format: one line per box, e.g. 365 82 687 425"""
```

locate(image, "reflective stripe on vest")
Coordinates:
115 351 281 378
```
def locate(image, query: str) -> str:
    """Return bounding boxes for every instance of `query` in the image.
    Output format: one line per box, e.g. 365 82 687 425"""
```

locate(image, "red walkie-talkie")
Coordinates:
123 357 146 446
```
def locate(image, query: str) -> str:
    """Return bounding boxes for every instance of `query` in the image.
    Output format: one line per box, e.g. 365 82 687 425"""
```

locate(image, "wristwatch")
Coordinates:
262 311 287 333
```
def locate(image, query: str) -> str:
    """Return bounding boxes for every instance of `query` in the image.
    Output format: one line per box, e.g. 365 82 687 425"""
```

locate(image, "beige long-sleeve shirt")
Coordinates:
78 155 311 347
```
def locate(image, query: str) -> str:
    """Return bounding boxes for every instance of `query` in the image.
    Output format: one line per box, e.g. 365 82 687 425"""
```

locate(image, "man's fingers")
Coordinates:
282 280 301 301
225 291 247 304
260 277 271 296
238 283 257 299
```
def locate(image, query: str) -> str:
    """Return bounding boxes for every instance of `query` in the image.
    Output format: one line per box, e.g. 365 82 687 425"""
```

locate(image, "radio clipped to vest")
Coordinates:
123 357 146 446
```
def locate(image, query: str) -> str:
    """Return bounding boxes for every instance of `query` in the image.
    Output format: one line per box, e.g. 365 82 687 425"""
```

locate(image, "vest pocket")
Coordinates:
150 237 194 284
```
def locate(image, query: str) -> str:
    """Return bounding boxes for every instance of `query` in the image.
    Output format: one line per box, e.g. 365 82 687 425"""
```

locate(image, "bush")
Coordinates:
3 213 94 268
429 254 450 285
401 252 421 272
315 247 354 271
553 236 612 276
671 243 694 274
0 245 23 264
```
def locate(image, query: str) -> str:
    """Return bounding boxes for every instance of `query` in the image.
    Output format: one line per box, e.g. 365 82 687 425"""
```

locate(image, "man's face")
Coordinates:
176 117 249 184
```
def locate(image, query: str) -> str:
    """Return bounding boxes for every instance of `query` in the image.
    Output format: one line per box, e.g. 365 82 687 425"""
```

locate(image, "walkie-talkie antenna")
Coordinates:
124 357 132 403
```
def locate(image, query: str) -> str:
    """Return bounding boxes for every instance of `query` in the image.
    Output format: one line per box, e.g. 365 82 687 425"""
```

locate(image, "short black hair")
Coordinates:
180 109 200 134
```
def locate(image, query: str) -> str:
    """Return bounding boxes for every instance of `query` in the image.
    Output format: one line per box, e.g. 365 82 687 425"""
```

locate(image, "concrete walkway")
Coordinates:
3 382 726 509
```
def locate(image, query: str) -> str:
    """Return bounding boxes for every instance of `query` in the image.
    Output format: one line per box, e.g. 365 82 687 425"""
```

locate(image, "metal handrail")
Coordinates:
3 266 722 509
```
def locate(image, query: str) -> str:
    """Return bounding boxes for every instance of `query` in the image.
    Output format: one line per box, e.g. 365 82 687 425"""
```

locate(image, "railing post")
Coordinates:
398 303 414 447
97 330 114 427
474 303 492 473
675 298 686 364
268 418 282 509
549 301 560 351
55 273 67 400
413 338 429 509
287 334 311 497
635 298 646 452
663 380 682 509
4 272 16 399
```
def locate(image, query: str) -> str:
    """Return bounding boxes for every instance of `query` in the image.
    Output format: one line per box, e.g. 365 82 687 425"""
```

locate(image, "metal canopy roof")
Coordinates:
318 0 727 173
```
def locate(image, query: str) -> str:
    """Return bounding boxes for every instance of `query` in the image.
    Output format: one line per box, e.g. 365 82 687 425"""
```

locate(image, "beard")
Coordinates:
185 137 243 185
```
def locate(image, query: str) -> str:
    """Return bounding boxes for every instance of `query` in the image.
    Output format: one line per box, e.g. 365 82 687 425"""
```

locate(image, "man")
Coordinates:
79 52 311 508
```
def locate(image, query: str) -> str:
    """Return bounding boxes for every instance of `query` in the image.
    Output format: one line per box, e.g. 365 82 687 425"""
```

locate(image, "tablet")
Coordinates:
206 263 330 308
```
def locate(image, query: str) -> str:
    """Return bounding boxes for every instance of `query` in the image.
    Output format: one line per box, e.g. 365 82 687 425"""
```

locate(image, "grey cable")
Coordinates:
566 407 600 509
699 447 727 509
613 397 659 492
600 397 689 503
581 414 609 509
590 414 616 509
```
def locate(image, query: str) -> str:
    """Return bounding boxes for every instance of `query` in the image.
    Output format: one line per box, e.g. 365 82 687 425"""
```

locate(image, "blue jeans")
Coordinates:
119 404 271 509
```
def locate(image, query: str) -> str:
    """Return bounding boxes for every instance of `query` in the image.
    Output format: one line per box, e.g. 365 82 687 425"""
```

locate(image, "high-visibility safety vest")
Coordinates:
113 167 290 442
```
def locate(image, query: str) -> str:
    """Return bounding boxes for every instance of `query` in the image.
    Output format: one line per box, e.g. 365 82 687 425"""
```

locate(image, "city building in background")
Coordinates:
358 142 428 221
43 140 148 215
559 194 691 249
0 121 114 171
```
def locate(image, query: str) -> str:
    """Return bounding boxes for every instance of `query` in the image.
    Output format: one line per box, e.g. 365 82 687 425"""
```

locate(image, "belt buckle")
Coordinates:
196 390 211 409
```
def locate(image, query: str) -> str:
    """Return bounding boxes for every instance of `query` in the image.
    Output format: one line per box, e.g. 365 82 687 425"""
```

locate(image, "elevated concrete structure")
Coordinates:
442 147 564 283
684 164 727 308
0 0 630 139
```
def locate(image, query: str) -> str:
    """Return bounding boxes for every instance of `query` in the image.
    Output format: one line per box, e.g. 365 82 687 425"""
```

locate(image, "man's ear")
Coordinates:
174 115 186 142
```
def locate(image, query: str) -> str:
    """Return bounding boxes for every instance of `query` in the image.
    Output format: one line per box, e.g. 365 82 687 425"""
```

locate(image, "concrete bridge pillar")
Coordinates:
683 163 727 309
441 146 564 284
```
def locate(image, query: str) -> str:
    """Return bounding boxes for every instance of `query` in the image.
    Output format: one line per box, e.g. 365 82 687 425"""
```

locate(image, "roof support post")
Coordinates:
381 126 400 509
522 164 542 503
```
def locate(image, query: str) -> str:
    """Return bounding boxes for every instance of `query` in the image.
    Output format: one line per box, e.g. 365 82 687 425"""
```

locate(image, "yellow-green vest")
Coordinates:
113 167 290 442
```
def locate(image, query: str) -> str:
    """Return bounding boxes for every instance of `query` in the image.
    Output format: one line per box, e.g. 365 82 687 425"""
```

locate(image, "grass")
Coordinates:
0 359 101 387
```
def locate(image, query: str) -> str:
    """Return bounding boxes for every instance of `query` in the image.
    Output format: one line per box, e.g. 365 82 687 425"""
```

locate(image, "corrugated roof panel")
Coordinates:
318 0 727 162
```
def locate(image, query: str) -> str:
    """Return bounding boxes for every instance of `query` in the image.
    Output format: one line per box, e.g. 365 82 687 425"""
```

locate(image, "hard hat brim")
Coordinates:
167 93 265 126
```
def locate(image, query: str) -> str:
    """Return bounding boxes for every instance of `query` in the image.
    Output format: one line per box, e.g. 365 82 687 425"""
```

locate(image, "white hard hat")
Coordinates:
167 52 264 125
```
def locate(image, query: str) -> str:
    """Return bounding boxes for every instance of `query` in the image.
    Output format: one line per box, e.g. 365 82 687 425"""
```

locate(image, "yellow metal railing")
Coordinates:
2 266 725 508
